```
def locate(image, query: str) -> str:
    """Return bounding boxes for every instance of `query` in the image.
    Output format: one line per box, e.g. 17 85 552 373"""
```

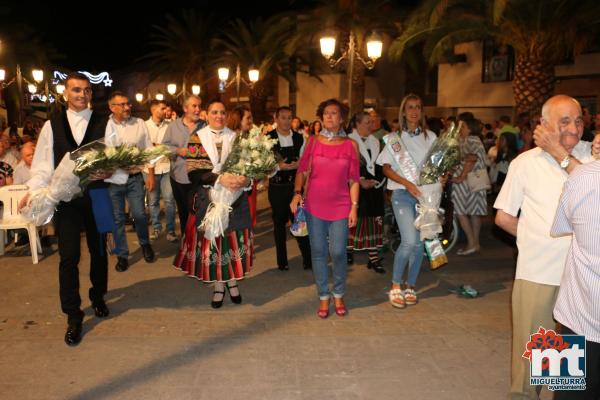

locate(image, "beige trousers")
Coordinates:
510 279 559 399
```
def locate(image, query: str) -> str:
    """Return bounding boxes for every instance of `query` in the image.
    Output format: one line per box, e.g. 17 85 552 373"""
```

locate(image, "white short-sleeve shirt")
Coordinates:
376 129 436 190
493 141 593 286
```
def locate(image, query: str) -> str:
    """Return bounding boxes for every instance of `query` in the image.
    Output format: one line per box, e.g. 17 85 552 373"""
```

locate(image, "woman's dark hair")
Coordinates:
227 106 250 132
205 98 225 111
309 120 322 135
496 132 518 164
426 117 444 136
348 112 369 131
465 118 482 137
380 119 391 132
316 98 349 121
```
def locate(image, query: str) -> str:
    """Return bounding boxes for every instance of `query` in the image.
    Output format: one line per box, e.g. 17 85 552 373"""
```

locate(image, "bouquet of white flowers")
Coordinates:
200 127 278 244
414 121 462 240
72 139 171 186
21 139 172 226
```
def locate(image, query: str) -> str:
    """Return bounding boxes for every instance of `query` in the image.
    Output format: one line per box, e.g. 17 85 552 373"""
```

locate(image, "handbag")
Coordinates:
290 137 317 237
467 169 491 192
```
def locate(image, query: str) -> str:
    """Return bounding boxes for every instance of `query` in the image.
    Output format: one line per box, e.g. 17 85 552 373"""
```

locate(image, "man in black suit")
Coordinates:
21 72 111 346
267 106 312 271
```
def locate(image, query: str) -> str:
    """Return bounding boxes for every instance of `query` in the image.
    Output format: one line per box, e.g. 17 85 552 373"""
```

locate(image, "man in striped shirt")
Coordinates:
495 95 595 399
550 159 600 399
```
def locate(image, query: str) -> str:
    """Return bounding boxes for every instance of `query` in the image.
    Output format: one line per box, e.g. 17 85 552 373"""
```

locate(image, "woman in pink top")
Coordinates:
290 99 360 318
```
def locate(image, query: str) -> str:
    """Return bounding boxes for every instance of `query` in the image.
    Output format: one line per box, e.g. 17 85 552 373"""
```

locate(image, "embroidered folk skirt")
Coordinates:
347 215 384 251
174 213 253 282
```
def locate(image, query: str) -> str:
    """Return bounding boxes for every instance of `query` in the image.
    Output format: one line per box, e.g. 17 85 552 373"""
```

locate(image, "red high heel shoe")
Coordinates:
334 298 347 317
317 299 330 319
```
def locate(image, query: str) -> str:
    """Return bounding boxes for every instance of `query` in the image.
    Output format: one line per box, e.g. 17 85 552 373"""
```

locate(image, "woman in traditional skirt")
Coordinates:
174 100 253 308
347 112 386 273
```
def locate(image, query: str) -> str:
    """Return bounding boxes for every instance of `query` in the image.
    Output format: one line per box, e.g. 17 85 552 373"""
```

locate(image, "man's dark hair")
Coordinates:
458 111 475 122
149 99 166 110
108 91 128 102
275 106 292 118
316 98 348 121
65 72 90 87
499 115 511 124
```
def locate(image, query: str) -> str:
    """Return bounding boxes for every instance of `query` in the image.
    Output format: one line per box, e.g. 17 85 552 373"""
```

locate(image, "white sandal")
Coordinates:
388 288 406 309
404 288 418 305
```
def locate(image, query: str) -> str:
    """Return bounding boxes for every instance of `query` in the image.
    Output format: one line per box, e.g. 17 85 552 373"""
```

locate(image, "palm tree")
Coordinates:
0 26 63 126
141 10 219 99
388 0 600 115
295 0 404 116
211 15 299 123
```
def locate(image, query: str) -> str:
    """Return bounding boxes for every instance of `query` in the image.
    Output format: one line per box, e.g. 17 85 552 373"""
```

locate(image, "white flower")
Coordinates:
105 147 117 158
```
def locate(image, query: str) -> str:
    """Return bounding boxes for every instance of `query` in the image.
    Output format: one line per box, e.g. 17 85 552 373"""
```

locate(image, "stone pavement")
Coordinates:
0 193 553 400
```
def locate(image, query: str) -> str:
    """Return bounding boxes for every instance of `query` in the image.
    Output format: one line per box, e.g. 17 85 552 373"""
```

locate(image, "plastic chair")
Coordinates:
0 185 42 264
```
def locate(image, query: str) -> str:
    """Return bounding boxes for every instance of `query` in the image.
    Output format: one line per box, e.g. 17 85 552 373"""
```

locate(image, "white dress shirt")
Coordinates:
551 160 600 343
494 141 593 286
106 116 152 150
276 130 294 147
28 108 96 191
144 118 170 175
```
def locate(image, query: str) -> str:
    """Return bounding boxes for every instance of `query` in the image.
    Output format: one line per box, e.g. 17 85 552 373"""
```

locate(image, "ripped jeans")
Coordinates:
391 189 424 286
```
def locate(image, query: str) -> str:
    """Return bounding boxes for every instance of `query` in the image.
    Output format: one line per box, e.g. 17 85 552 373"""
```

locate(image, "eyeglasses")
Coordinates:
111 102 131 108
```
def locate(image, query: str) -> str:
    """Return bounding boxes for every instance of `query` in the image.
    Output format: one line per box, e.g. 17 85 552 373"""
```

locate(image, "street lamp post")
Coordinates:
0 64 63 125
217 63 259 103
320 31 383 115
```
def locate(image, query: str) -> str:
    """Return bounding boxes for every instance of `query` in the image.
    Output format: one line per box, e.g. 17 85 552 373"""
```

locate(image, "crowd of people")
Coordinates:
2 73 600 399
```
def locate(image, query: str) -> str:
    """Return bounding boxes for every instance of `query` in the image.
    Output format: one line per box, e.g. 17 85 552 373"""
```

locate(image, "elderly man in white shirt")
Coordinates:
13 142 35 184
494 95 597 399
144 100 177 242
106 92 156 272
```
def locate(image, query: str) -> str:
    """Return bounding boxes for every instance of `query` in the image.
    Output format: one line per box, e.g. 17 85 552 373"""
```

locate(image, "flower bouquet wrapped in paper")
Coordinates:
200 128 278 244
21 139 172 227
414 121 462 240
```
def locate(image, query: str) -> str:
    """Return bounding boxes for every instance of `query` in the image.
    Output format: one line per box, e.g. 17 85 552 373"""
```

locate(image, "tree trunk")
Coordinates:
349 61 366 118
249 79 270 124
512 53 555 116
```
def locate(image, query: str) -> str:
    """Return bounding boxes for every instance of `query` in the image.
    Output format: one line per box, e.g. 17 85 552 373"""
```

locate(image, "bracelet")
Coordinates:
351 201 358 208
294 190 302 195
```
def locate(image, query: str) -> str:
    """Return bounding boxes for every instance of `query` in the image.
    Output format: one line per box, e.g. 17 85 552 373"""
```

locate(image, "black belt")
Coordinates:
129 172 142 178
269 175 294 185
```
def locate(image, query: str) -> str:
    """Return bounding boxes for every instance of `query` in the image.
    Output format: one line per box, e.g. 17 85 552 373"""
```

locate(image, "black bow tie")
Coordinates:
211 130 223 136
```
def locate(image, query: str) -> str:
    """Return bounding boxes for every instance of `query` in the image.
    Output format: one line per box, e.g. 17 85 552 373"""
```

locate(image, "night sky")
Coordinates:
1 0 311 72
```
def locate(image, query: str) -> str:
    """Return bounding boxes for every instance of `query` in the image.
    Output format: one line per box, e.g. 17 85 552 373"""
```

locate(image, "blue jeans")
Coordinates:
109 174 150 258
391 189 424 286
145 172 176 232
306 211 349 299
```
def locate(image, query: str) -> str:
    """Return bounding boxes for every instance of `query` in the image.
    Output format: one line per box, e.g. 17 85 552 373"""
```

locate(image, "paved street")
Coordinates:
0 193 552 400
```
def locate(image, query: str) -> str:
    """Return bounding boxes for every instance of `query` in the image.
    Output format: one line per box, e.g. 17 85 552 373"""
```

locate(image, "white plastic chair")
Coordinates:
0 185 42 264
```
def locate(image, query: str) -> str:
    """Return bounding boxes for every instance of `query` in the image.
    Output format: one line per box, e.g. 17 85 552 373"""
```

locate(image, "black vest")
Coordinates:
268 129 304 185
51 109 109 189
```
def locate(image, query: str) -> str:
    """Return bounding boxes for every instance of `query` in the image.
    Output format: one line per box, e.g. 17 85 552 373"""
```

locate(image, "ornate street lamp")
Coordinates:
217 64 260 102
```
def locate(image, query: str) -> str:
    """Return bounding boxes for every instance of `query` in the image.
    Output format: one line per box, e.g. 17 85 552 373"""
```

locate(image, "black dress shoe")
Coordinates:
64 322 82 346
347 252 354 265
211 289 226 309
92 300 109 318
303 262 312 270
277 265 289 271
226 282 242 304
115 257 129 272
367 259 386 274
142 244 156 263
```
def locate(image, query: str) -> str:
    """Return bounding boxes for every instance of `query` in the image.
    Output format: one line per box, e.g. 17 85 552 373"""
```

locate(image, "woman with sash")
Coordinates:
376 94 436 309
174 100 253 308
347 112 386 273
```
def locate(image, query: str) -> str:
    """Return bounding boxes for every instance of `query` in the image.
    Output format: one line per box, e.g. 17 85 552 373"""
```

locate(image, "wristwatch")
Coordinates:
559 154 571 169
